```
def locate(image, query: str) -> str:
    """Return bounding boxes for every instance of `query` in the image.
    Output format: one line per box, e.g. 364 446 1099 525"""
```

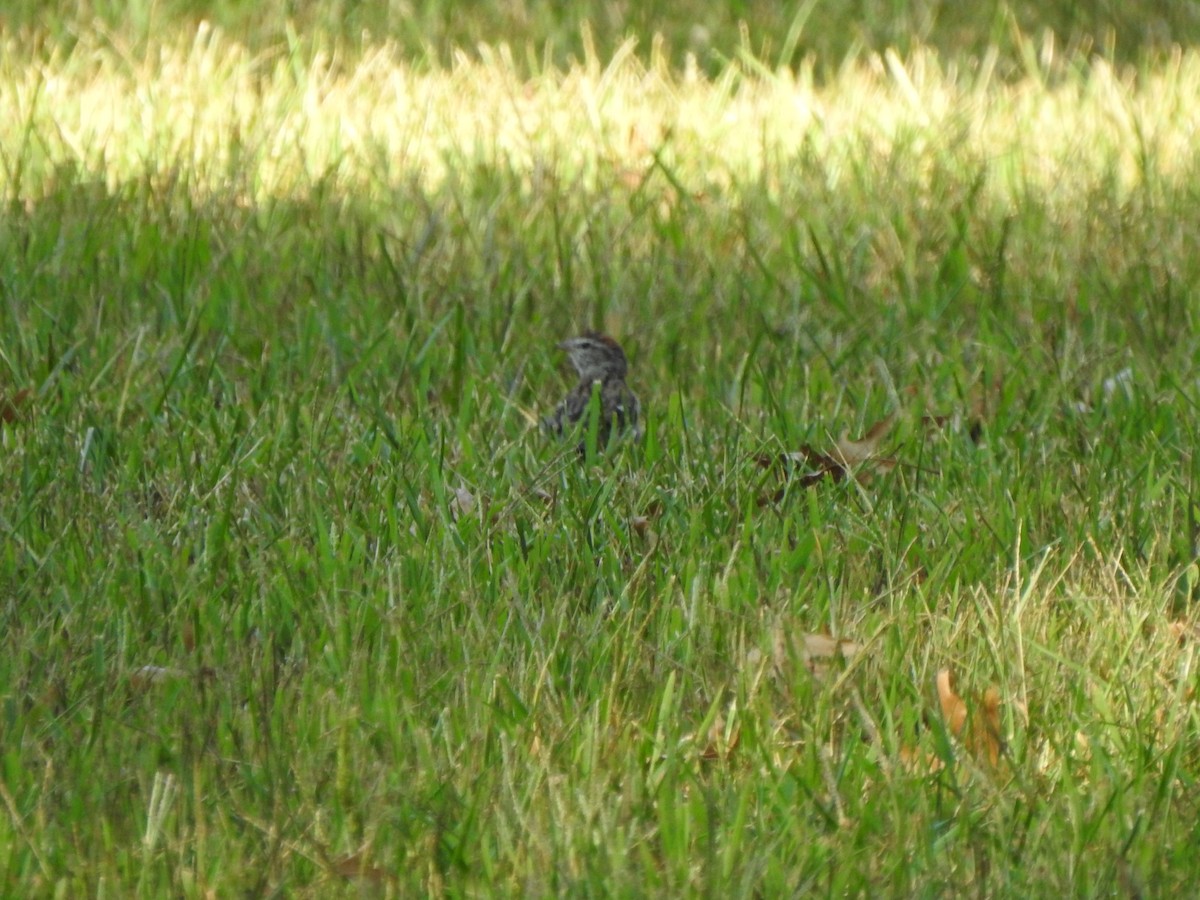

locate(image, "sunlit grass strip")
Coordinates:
3 26 1200 205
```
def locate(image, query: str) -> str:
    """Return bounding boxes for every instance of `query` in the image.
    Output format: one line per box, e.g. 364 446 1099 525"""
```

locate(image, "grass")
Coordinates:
6 0 1200 69
3 6 1200 896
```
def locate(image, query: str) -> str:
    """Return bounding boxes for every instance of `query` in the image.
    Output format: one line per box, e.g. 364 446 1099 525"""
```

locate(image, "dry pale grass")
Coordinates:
4 27 1200 206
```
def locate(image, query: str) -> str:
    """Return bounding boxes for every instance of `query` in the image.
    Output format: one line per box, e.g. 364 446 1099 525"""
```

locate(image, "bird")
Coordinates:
542 332 641 452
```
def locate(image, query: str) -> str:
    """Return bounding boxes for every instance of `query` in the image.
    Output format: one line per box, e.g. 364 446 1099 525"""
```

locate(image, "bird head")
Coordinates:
557 332 629 382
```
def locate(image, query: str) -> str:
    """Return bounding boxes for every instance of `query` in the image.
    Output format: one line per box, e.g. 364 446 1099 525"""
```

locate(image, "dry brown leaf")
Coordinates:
1168 620 1200 643
755 414 909 504
936 669 969 735
976 687 1004 768
449 486 476 520
833 414 896 468
130 665 188 689
753 446 848 505
625 120 656 159
40 680 68 716
630 499 664 537
328 850 394 885
966 374 1004 443
801 633 861 678
181 619 196 654
751 626 860 680
1 388 32 424
937 669 1004 768
129 665 215 690
899 745 938 774
698 713 741 761
615 166 648 191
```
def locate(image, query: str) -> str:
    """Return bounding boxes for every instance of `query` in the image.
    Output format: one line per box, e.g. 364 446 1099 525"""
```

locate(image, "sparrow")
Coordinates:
542 332 641 451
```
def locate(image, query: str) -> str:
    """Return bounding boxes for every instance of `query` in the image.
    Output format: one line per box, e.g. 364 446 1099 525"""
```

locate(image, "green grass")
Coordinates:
3 6 1200 897
7 0 1200 69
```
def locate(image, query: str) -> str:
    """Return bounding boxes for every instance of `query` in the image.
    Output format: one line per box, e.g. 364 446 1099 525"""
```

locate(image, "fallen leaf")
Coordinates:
899 744 944 774
753 446 847 504
0 388 32 424
529 728 544 759
40 680 68 716
630 499 664 537
615 165 649 191
130 665 188 689
966 374 1004 443
129 665 214 690
749 624 861 681
754 414 907 504
800 633 862 678
624 120 652 160
449 486 476 519
936 669 969 735
181 619 196 653
1102 367 1134 399
832 414 896 468
1168 620 1200 644
698 713 741 761
328 850 394 885
937 669 1004 768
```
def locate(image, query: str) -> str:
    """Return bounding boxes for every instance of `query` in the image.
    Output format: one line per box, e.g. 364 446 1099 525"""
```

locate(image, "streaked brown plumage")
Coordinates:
542 332 641 451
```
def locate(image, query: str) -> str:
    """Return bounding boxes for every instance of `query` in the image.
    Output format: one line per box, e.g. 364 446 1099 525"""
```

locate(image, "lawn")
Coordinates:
2 2 1200 896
